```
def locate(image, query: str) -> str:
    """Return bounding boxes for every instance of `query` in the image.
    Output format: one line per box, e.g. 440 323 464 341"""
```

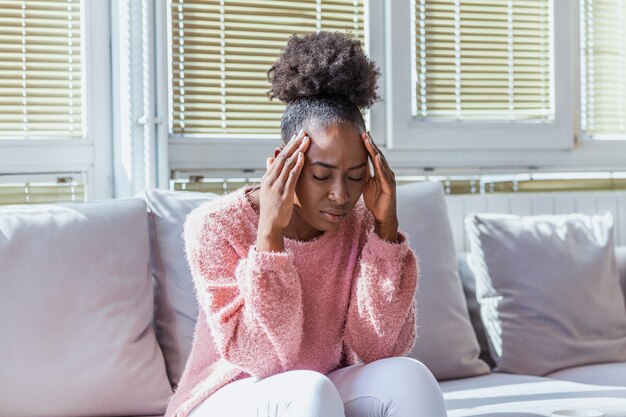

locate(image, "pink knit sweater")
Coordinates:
165 185 419 417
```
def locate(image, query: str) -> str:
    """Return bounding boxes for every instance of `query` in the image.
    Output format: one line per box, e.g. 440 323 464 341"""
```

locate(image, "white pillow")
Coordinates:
145 189 219 387
0 199 173 417
397 182 490 380
465 212 626 375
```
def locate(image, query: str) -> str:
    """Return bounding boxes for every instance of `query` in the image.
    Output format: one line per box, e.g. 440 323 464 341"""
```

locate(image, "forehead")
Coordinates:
305 123 366 164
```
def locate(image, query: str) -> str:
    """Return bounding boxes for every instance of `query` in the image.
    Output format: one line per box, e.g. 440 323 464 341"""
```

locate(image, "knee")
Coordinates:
287 370 344 417
375 357 438 386
371 357 446 417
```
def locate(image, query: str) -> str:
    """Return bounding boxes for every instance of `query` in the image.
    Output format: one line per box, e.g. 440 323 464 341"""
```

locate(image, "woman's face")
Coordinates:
278 122 369 235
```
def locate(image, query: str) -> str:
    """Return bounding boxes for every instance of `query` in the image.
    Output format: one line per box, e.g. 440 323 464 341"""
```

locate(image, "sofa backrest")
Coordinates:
445 191 626 252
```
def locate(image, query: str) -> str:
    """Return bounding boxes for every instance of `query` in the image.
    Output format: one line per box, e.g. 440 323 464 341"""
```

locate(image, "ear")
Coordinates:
273 147 282 158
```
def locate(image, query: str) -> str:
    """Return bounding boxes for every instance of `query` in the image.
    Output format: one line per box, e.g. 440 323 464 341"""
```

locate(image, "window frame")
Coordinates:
382 0 574 151
0 0 113 200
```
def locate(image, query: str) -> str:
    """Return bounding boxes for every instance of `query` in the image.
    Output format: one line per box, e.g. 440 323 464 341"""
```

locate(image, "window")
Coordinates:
0 174 85 205
580 0 626 139
0 0 113 202
0 0 82 138
169 0 366 137
414 0 551 121
384 0 574 150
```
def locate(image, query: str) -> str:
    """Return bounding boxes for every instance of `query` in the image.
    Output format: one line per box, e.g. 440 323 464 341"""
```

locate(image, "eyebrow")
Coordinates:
310 161 368 170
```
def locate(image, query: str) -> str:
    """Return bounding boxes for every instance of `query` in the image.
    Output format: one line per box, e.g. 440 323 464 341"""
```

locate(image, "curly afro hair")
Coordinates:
267 31 381 145
268 31 380 108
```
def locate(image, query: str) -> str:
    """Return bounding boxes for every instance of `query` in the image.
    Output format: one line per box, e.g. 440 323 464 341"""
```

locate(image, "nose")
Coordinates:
328 180 349 206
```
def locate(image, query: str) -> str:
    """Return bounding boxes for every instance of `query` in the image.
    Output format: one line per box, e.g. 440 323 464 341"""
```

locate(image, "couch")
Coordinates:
1 181 626 417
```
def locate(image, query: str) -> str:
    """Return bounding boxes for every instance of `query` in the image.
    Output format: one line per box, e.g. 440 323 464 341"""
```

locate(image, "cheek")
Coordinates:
294 177 317 205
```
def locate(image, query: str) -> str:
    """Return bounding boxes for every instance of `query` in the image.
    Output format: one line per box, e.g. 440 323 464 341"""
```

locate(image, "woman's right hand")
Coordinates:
256 130 310 251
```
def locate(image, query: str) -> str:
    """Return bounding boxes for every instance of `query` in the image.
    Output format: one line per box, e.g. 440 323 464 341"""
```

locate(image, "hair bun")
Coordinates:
267 31 381 109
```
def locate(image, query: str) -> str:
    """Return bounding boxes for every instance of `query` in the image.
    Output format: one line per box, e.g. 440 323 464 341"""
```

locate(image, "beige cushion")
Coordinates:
465 212 626 376
397 182 490 380
145 189 219 387
0 199 173 417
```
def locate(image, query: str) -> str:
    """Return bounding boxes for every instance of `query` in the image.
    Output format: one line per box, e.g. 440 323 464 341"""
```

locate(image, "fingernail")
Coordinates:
367 131 373 144
297 129 304 137
303 136 309 143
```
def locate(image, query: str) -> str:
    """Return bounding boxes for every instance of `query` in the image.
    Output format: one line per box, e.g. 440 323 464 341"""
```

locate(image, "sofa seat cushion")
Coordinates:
547 362 626 388
440 373 626 416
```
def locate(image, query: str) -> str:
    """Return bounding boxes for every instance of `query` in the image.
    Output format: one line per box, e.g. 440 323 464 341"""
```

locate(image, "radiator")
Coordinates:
445 191 626 252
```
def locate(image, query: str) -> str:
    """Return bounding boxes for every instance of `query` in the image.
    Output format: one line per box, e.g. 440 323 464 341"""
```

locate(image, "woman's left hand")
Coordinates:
361 131 398 242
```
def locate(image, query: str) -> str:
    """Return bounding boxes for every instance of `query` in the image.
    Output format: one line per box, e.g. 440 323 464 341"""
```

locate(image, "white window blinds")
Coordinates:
414 0 551 121
581 0 626 138
0 0 82 139
170 0 365 136
0 176 84 205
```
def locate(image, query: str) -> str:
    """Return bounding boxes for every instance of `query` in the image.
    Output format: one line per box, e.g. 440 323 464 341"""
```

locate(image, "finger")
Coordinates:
373 153 394 193
365 159 373 184
362 132 387 178
280 135 310 170
277 137 308 184
366 142 391 187
370 149 385 180
361 131 378 161
362 133 392 182
366 132 391 171
283 151 305 194
281 129 307 158
365 156 373 179
364 132 395 182
376 153 392 180
269 131 308 177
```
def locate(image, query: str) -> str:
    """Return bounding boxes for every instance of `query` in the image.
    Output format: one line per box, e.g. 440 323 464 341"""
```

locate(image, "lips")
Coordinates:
320 210 346 223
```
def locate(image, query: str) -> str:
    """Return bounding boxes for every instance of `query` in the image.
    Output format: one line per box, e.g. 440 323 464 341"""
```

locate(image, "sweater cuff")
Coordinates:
364 228 411 264
247 244 294 265
236 245 296 296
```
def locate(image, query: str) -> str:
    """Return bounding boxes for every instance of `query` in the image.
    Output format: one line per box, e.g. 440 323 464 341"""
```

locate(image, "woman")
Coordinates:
165 31 447 417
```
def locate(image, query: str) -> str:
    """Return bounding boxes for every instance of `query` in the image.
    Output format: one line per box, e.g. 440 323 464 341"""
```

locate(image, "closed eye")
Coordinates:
313 175 362 181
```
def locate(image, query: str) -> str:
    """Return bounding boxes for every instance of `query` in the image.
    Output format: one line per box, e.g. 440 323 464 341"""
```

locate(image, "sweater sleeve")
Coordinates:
183 208 303 380
344 227 419 363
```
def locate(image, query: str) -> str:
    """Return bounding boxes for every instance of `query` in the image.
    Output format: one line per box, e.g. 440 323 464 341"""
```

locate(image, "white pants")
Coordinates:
188 357 448 417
